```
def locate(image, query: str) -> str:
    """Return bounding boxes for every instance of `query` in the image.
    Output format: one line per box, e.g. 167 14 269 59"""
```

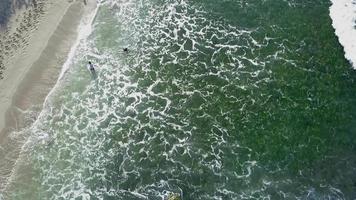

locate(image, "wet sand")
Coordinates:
0 0 97 194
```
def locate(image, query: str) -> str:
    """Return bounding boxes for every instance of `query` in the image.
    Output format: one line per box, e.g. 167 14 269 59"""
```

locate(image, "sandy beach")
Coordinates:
0 0 96 194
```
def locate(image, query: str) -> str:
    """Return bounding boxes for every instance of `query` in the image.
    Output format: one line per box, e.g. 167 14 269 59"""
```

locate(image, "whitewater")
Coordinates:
2 0 356 199
330 0 356 69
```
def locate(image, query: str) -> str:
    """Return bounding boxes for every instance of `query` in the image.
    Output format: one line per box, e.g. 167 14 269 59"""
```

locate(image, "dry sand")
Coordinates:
0 0 97 194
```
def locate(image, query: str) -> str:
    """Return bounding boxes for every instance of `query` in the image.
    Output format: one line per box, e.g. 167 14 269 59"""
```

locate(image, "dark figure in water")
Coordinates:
88 61 97 79
123 48 128 52
88 61 95 71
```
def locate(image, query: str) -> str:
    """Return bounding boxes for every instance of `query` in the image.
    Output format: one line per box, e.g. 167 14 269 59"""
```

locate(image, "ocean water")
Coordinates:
3 0 356 199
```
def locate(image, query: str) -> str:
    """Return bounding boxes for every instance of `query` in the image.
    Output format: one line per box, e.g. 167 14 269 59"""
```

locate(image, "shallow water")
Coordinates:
3 0 356 199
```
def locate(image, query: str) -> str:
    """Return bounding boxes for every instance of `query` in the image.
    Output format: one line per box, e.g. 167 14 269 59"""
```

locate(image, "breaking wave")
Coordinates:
330 0 356 68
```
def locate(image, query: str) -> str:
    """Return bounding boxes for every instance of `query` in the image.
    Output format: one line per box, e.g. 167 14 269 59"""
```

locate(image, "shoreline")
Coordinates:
0 0 97 194
0 0 72 135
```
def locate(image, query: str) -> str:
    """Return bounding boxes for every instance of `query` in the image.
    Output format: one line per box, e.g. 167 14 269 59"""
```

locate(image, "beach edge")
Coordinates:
0 0 97 193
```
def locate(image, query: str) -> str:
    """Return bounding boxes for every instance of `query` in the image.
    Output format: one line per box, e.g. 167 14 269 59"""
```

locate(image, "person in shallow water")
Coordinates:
87 61 97 79
88 61 95 72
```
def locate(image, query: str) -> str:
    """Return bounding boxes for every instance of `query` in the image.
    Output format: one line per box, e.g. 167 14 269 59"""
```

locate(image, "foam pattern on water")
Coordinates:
5 0 356 199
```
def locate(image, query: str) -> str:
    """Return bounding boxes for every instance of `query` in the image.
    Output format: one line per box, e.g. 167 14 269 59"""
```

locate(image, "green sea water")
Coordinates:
4 0 356 199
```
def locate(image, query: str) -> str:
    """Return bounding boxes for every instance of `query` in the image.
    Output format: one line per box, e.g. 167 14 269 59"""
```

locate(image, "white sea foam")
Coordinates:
31 1 100 146
5 0 346 198
330 0 356 69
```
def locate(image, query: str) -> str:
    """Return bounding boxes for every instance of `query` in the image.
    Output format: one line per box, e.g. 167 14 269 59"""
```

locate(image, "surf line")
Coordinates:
1 0 101 194
41 0 100 124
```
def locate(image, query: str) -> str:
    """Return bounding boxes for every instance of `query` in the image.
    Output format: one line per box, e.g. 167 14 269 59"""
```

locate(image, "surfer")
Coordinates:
123 48 128 52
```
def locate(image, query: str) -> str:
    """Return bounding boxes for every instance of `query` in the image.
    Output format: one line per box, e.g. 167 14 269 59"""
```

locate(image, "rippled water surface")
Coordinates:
5 0 356 199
